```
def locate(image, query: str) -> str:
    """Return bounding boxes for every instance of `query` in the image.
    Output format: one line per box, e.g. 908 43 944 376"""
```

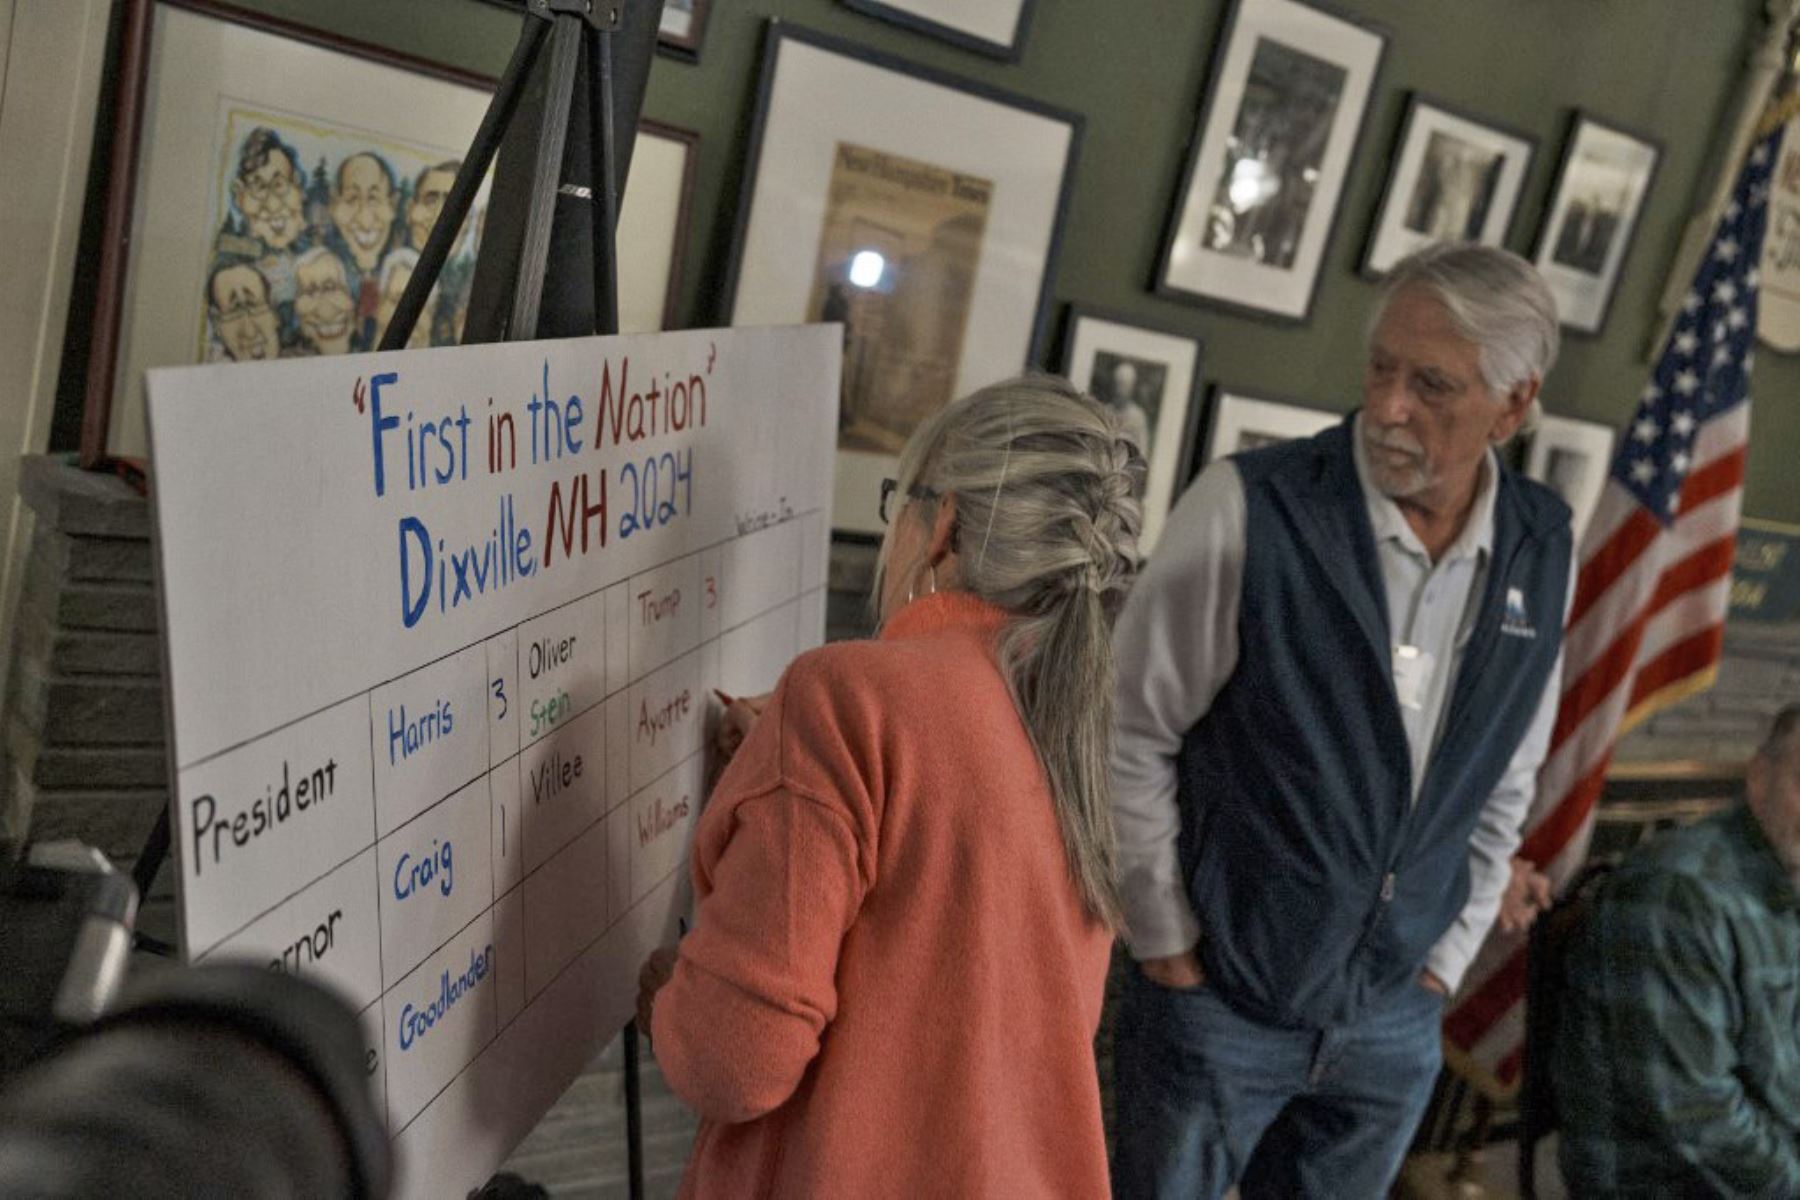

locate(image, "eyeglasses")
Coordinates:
879 478 940 525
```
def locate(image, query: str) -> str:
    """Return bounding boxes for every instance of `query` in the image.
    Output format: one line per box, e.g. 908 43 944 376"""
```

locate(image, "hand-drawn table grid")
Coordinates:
184 512 826 1136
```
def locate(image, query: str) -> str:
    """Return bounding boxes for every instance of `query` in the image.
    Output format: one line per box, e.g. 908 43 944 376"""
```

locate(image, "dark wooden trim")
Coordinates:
839 0 1034 63
1150 0 1390 326
78 0 154 469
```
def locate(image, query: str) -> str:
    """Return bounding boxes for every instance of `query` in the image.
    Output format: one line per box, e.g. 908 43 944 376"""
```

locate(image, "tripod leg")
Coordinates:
589 23 621 337
378 17 551 352
623 1020 646 1200
508 15 584 342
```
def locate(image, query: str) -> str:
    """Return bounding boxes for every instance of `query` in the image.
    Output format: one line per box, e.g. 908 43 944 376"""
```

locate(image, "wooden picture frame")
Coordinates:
1154 0 1387 324
78 0 700 463
839 0 1036 62
1532 111 1663 336
1360 93 1537 278
723 21 1082 535
1059 305 1205 555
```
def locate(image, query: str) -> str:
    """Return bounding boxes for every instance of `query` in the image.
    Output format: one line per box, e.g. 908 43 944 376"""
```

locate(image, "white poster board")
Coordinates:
146 325 840 1198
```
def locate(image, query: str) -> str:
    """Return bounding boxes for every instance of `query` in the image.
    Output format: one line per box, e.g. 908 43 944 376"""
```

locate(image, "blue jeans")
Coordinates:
1111 963 1444 1200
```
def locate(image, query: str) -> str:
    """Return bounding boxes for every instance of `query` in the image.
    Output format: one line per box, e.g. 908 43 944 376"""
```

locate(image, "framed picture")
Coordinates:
1155 0 1387 322
1532 112 1662 335
658 0 713 60
1199 387 1340 465
1361 94 1536 277
840 0 1035 62
1060 307 1204 555
1525 413 1615 538
724 23 1082 534
88 0 699 461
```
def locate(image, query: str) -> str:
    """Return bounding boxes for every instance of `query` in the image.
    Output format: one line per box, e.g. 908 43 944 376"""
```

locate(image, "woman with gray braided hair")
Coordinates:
637 375 1144 1198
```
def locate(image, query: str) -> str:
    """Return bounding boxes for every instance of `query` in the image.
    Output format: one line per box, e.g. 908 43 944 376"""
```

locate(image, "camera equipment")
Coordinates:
0 848 391 1199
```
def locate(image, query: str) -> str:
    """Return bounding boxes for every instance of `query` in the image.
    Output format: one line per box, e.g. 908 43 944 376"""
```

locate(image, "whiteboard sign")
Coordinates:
146 325 840 1197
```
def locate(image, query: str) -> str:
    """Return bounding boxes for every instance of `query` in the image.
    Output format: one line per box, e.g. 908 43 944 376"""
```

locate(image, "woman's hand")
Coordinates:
636 945 679 1035
715 692 773 765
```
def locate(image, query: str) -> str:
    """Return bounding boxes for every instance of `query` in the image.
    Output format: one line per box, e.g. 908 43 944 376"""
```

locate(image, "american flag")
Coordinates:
1442 116 1784 1091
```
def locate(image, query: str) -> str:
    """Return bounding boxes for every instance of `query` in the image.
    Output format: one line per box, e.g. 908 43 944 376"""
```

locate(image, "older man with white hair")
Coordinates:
1109 243 1575 1199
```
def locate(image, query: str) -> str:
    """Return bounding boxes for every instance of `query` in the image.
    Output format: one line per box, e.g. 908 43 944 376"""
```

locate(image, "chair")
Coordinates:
1515 862 1613 1199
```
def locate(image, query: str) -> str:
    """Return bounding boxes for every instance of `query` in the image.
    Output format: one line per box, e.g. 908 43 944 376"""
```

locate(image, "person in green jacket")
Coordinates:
1557 704 1800 1196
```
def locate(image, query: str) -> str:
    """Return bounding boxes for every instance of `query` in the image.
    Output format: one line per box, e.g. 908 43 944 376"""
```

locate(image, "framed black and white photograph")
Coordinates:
1155 0 1387 322
1532 113 1662 335
1060 307 1204 554
841 0 1035 61
724 23 1082 534
1199 388 1340 465
1525 413 1615 538
1361 94 1536 276
658 0 712 59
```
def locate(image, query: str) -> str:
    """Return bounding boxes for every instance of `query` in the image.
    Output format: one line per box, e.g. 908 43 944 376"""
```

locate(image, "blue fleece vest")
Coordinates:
1178 418 1571 1030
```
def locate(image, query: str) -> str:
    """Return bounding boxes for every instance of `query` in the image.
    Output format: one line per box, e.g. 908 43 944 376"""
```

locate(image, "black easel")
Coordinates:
385 4 663 1197
136 1 667 1195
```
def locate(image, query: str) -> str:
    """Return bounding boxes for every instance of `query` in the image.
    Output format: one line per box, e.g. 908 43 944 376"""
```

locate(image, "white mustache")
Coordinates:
1366 429 1425 459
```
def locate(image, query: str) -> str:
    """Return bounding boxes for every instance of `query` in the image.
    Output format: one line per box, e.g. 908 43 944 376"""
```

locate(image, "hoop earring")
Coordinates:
906 562 939 604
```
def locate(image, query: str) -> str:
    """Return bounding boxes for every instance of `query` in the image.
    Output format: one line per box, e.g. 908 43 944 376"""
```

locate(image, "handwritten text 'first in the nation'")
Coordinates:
360 348 716 629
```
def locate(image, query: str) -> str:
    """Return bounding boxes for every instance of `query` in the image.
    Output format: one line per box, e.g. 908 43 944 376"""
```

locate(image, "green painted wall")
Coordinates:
221 0 1797 519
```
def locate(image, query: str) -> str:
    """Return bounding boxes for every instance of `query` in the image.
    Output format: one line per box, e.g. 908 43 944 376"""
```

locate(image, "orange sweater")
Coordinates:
653 592 1114 1198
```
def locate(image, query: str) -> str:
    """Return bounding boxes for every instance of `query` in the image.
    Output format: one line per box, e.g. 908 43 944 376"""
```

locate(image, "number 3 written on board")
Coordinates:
492 678 508 719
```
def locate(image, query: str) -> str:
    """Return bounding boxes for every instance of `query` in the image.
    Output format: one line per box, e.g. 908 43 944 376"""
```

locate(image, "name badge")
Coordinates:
1392 644 1436 712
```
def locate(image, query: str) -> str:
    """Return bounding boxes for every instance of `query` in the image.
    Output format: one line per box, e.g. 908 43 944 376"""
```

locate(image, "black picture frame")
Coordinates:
1059 304 1206 553
721 21 1083 533
1531 110 1664 338
839 0 1036 62
1358 92 1538 279
1152 0 1389 325
1194 384 1342 473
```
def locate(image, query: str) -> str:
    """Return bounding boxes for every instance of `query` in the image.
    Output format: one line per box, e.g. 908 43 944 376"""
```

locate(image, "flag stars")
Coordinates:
1672 451 1692 475
1724 199 1742 222
1713 344 1734 368
1727 305 1749 331
1715 237 1740 263
1640 382 1662 405
1714 280 1738 305
1633 417 1660 444
1668 493 1682 515
1682 290 1703 314
1671 411 1696 437
1673 369 1701 396
1630 459 1656 484
1747 267 1761 291
1752 142 1771 167
1674 329 1700 357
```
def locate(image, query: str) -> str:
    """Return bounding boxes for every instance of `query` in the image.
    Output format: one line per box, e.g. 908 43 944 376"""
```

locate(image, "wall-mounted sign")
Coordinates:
1730 517 1800 623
